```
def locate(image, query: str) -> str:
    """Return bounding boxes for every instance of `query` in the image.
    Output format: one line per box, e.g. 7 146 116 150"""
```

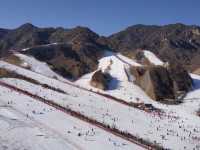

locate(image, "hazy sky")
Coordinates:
0 0 199 35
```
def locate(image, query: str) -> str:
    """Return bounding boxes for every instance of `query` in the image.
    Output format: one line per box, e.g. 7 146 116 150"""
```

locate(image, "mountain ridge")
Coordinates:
1 23 200 72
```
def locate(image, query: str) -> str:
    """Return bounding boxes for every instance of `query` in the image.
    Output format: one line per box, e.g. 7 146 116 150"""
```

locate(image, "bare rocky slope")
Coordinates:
0 23 198 88
130 64 192 103
0 23 107 80
1 23 200 71
107 23 200 71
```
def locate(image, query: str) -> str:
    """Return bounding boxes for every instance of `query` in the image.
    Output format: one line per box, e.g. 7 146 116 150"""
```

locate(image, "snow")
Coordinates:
21 47 30 51
143 50 164 65
0 101 78 150
1 60 200 149
21 43 58 51
115 53 142 67
76 51 153 103
0 86 143 150
1 50 200 149
98 51 140 81
14 53 67 81
1 78 199 150
74 52 200 149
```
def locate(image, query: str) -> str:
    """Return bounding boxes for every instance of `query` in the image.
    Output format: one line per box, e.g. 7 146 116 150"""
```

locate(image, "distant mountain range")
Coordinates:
1 23 200 75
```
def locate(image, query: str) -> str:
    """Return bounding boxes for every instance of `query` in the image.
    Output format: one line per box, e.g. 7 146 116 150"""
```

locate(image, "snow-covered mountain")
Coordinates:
0 49 200 150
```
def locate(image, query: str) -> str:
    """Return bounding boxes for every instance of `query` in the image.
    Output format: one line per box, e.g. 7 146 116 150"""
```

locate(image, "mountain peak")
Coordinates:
17 23 37 30
73 26 97 35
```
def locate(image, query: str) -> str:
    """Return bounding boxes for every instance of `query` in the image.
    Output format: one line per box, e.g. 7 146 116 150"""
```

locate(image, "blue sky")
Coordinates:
0 0 199 35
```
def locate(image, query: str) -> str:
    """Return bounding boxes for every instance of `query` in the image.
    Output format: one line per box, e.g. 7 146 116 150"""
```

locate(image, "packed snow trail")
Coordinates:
0 60 161 115
0 87 145 150
0 100 83 150
0 80 161 150
1 60 200 149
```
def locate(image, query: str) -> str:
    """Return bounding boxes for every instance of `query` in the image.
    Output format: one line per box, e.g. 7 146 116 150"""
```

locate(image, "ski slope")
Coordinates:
0 86 143 150
0 60 200 149
0 97 79 150
76 51 150 103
